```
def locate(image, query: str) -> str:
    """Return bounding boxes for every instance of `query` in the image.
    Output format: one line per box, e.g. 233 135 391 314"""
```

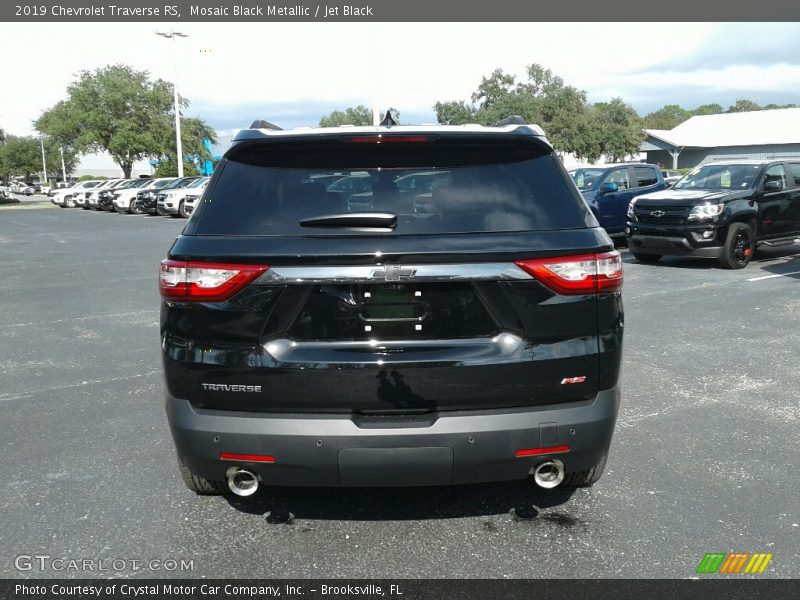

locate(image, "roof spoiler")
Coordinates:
491 115 527 127
249 119 283 131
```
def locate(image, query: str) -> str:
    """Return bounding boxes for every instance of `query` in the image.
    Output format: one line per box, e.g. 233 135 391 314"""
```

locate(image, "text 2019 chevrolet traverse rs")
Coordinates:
160 115 624 497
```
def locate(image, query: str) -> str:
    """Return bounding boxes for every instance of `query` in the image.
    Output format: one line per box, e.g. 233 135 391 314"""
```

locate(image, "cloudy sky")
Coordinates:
2 22 800 167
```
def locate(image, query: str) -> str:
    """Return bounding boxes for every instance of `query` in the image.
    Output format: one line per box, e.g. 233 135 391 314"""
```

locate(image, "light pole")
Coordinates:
40 137 48 186
60 146 67 183
156 30 188 177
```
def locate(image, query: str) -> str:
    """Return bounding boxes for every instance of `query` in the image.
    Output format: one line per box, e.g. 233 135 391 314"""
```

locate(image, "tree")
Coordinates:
587 99 645 162
36 64 215 178
153 117 216 170
642 104 691 130
319 105 373 127
0 135 78 182
153 159 201 178
693 103 723 116
432 64 642 161
727 99 762 113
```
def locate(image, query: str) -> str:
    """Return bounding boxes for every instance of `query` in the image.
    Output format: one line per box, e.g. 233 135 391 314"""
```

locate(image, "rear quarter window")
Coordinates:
194 138 589 236
634 167 658 187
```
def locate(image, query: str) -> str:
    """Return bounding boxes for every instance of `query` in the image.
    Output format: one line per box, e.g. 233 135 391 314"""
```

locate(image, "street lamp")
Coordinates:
156 30 188 177
40 137 48 187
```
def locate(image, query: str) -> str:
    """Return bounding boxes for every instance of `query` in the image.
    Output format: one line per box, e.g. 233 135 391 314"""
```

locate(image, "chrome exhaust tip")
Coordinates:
226 467 259 497
533 459 565 489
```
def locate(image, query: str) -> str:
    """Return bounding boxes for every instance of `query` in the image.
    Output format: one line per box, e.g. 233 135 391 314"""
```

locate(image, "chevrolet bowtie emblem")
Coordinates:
370 265 417 281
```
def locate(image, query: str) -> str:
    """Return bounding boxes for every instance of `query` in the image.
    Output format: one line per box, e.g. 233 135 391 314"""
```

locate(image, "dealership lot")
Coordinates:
0 207 798 578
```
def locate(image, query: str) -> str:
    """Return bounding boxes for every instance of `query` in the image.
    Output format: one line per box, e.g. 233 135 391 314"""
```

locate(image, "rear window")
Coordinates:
194 138 587 236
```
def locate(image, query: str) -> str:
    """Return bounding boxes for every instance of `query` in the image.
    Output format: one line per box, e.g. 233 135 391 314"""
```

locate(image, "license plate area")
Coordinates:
359 284 428 334
287 282 498 341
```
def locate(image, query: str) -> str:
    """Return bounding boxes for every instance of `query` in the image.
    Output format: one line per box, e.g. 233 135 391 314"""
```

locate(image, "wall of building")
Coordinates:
646 144 800 169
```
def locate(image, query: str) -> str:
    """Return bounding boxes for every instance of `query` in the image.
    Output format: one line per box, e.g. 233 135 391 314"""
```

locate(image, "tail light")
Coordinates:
159 260 269 302
515 251 623 295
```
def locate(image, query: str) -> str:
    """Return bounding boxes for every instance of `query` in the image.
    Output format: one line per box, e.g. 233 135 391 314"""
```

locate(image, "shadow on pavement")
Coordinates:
224 479 579 523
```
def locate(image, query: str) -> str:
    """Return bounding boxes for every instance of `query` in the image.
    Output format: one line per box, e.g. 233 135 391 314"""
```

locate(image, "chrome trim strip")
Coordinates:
254 263 531 284
263 333 525 364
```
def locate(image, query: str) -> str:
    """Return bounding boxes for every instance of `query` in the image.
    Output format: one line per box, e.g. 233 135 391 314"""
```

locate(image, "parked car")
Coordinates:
85 179 125 209
160 117 623 497
51 180 104 207
135 176 199 215
112 178 165 213
124 178 175 214
11 182 34 195
569 163 665 236
34 183 52 195
660 169 683 188
100 179 149 211
0 184 12 200
626 159 800 268
158 177 209 217
181 192 201 217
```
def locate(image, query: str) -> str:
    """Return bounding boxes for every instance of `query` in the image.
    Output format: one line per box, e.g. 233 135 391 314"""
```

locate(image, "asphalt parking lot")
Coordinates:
1 205 798 579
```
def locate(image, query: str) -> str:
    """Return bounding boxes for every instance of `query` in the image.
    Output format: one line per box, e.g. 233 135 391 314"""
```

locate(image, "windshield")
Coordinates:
148 179 175 190
675 164 760 190
164 177 197 190
189 177 209 188
121 179 150 189
569 168 606 191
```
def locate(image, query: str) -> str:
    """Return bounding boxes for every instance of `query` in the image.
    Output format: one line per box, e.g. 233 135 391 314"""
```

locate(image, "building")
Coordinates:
641 107 800 169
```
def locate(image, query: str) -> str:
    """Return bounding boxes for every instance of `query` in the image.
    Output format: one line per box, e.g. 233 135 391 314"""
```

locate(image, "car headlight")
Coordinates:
688 203 724 220
626 200 636 220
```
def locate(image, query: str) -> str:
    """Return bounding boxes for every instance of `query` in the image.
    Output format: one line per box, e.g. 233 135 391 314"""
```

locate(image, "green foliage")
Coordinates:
0 135 79 181
35 63 215 178
433 64 643 162
153 159 201 178
726 98 762 113
78 174 109 181
581 99 645 163
319 105 373 127
642 104 691 130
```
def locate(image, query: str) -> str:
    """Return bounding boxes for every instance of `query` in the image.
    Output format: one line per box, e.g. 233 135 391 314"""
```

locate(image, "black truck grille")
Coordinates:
635 205 690 225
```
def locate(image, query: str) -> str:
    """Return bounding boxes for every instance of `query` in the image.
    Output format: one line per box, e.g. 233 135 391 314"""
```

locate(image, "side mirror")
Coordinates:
764 180 783 193
600 182 619 193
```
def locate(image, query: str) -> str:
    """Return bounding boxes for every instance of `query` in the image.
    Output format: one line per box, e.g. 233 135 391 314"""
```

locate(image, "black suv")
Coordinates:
160 117 624 497
626 160 800 268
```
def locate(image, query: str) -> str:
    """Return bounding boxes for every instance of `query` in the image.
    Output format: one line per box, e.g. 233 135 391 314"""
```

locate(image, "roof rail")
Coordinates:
249 119 283 131
379 109 400 127
491 115 528 127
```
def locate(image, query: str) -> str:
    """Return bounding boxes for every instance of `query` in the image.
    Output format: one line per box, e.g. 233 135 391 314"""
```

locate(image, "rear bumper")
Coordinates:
167 387 619 487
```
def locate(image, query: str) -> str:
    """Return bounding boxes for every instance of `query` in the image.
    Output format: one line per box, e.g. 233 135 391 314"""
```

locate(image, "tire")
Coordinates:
177 456 226 495
129 201 144 215
178 200 190 219
718 222 754 269
631 251 662 263
563 453 608 487
63 195 75 208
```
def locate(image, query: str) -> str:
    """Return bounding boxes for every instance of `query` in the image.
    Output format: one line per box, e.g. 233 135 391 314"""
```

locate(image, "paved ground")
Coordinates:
0 206 798 579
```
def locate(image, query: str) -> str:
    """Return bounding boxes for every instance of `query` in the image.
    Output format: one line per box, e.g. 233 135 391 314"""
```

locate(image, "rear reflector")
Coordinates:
342 135 433 144
515 251 623 295
220 452 276 463
515 445 570 457
159 260 269 302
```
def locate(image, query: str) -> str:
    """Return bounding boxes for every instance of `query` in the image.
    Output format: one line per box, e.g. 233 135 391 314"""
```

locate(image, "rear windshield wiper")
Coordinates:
299 212 397 229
